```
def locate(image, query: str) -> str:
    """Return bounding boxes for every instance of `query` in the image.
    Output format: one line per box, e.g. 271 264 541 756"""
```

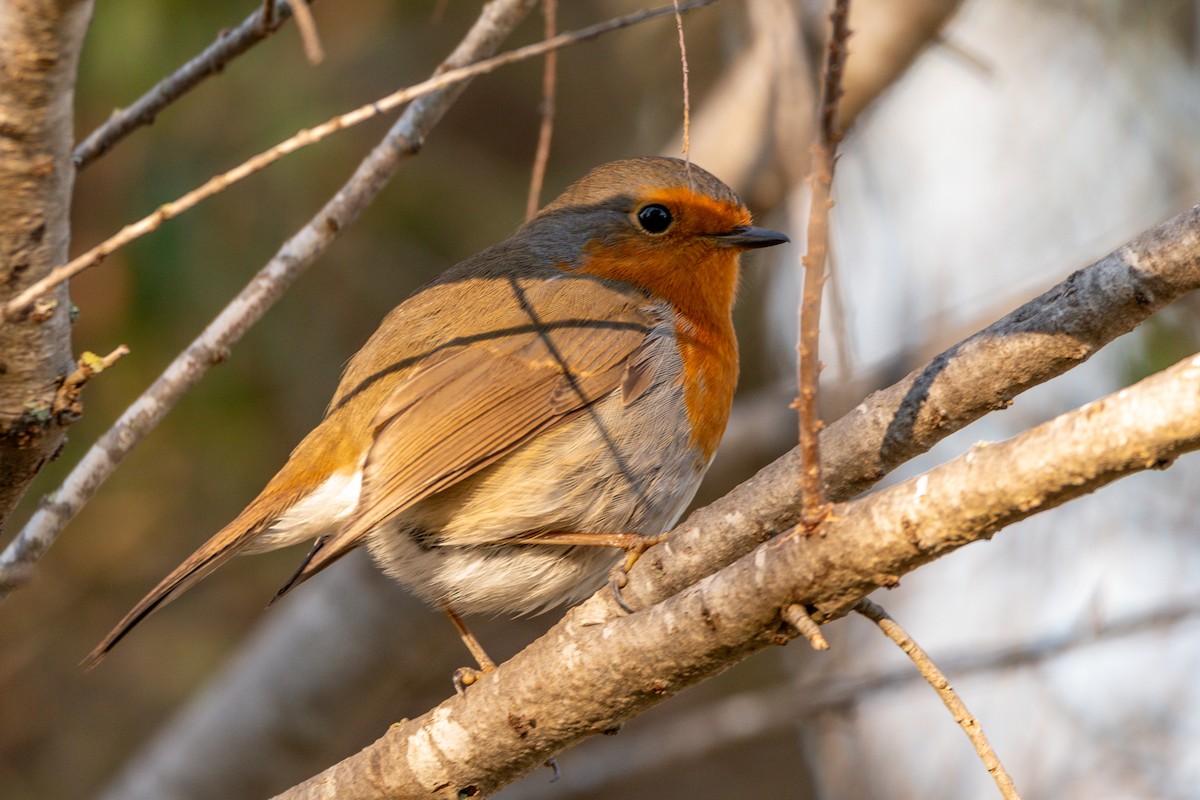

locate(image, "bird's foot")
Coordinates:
608 533 669 614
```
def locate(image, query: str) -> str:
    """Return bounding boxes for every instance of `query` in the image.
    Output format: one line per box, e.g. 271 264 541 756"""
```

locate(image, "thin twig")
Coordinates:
671 0 692 167
525 0 558 221
4 0 715 325
290 0 325 65
855 599 1021 800
73 0 310 170
0 0 543 601
795 0 851 530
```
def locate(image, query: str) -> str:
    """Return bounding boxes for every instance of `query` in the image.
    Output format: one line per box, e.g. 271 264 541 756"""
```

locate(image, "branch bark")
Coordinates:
0 0 93 535
274 347 1200 798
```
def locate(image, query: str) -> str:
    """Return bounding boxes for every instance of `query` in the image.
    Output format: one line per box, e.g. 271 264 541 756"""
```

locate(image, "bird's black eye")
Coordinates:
636 204 673 234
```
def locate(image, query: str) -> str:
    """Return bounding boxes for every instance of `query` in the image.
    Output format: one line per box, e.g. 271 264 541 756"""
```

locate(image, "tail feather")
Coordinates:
82 523 262 669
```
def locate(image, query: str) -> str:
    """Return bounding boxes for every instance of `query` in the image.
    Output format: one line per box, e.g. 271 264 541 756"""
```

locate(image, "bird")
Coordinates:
85 157 789 678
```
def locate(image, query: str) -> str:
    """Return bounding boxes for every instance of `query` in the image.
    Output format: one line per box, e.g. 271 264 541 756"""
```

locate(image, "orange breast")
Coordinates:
673 313 738 460
570 185 750 460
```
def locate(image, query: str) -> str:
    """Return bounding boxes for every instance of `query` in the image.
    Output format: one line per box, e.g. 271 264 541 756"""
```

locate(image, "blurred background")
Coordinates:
2 0 1199 798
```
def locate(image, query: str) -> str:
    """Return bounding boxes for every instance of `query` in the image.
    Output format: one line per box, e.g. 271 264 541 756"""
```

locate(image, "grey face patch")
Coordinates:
518 197 634 268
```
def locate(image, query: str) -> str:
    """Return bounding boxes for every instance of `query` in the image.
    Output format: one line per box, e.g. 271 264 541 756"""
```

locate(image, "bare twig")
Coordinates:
51 345 129 421
290 0 324 65
855 598 1021 799
795 0 851 529
73 0 310 170
0 0 543 601
525 0 558 221
671 0 692 165
4 0 716 325
783 603 830 650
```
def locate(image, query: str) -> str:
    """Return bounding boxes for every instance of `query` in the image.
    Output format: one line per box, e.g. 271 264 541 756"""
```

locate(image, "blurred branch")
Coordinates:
0 0 543 601
0 0 92 534
688 0 963 214
836 0 966 127
73 0 312 170
3 0 717 325
289 0 324 65
854 599 1020 800
274 347 1200 798
518 597 1200 798
95 555 458 800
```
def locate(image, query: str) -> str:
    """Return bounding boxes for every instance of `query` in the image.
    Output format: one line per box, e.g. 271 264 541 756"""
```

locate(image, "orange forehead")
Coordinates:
637 185 752 232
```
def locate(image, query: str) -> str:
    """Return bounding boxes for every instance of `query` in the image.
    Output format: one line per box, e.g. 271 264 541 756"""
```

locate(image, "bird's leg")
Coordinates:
441 603 497 694
508 531 670 613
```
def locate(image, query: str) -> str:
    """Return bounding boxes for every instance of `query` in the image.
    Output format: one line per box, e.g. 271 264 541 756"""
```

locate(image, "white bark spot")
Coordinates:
429 707 473 764
405 710 473 790
560 641 582 671
406 727 450 790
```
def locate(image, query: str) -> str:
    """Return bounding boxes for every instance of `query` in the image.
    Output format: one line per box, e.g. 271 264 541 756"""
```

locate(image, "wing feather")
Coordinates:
279 278 660 590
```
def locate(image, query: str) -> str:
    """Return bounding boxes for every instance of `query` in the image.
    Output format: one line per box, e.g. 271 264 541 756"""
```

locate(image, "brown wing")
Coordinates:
277 278 657 592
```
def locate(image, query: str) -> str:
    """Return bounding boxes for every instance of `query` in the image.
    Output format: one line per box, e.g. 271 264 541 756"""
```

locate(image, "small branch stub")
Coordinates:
51 345 130 421
783 603 830 650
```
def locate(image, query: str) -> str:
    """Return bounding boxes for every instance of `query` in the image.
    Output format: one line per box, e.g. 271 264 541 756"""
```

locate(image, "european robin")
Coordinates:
85 157 788 675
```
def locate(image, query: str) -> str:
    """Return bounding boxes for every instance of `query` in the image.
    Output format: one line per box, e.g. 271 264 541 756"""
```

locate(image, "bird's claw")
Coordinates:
607 534 667 614
453 666 484 695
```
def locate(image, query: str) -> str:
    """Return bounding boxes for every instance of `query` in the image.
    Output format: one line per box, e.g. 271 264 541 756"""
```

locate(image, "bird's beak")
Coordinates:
709 226 790 250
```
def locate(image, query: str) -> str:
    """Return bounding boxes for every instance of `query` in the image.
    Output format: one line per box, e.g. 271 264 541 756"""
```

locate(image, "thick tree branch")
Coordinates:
617 202 1200 613
275 349 1200 798
0 0 542 599
0 0 93 532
